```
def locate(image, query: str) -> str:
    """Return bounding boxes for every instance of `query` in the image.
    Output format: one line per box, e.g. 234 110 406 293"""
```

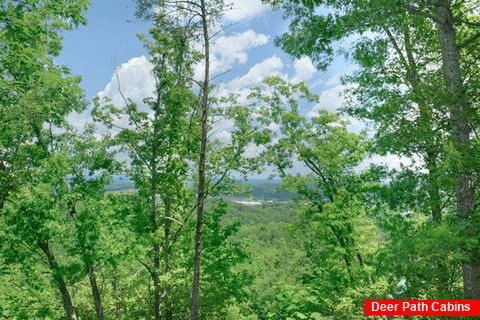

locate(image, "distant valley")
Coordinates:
107 176 296 202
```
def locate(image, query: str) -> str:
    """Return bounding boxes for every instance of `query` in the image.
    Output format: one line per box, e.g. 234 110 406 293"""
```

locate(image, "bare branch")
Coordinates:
164 216 184 226
205 168 229 197
458 31 480 50
210 68 232 81
382 26 411 78
114 54 143 132
135 257 154 278
208 18 248 41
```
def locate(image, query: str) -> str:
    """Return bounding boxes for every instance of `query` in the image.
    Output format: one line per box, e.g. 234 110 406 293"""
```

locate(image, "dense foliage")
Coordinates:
1 0 480 319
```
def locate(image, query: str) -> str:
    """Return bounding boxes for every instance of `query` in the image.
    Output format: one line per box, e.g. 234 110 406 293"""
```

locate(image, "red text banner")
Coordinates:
364 300 480 317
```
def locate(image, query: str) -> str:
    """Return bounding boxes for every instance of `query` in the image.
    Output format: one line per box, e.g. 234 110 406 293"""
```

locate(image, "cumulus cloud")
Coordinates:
325 75 341 87
194 30 269 80
85 50 320 164
223 0 271 22
210 55 318 158
67 56 156 135
214 55 318 100
208 56 286 148
97 56 155 110
67 109 91 132
319 85 345 112
347 117 366 133
307 84 346 117
228 55 284 88
97 31 268 104
84 30 269 135
211 30 269 74
291 57 317 83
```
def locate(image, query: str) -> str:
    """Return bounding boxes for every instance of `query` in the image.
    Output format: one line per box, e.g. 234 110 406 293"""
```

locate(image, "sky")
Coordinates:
55 0 407 173
56 0 350 113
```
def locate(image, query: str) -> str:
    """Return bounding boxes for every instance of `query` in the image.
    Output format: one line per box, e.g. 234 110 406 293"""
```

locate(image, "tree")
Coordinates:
342 22 451 222
129 1 248 318
0 1 89 318
93 10 200 317
265 0 480 299
177 199 252 319
241 76 381 318
1 126 118 320
0 0 89 209
63 126 120 320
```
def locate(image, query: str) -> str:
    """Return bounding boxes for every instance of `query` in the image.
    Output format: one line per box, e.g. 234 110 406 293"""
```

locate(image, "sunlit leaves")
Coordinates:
0 0 89 210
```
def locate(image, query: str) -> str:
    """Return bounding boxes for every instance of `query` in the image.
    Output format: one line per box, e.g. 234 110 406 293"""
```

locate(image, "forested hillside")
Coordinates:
1 0 480 319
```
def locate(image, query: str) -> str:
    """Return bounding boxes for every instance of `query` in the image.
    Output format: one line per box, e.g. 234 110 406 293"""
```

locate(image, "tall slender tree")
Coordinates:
130 1 232 318
64 126 120 320
0 1 89 319
93 10 200 316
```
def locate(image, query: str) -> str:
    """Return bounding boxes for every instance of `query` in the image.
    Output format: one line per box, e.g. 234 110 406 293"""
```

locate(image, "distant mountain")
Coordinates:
106 175 134 192
231 179 296 201
106 176 296 201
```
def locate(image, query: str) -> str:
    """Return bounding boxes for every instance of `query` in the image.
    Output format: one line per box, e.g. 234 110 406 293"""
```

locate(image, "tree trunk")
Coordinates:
153 242 161 320
163 199 173 320
403 27 443 222
433 0 479 299
88 263 104 320
38 242 77 320
112 273 122 317
152 103 161 320
190 1 209 319
462 264 480 299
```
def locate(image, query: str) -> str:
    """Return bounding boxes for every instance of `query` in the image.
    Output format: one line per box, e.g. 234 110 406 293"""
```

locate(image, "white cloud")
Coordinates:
319 85 345 112
347 117 366 133
223 55 284 90
210 118 235 144
207 55 285 146
291 57 316 83
214 55 317 97
194 30 269 81
97 56 155 110
325 75 341 87
67 57 154 134
223 0 271 22
211 30 269 75
70 56 156 135
214 129 232 144
308 84 346 117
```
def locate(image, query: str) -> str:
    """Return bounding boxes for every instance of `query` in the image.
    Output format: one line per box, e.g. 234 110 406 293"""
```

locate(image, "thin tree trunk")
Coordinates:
112 273 122 317
69 201 105 319
88 263 104 320
462 264 480 299
403 27 443 222
163 199 173 320
190 1 209 319
152 103 161 320
434 0 479 299
38 242 77 320
329 224 355 284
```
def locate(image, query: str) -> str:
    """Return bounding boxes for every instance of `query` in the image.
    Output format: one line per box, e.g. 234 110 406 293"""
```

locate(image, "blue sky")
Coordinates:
56 0 151 100
56 0 349 108
55 0 407 171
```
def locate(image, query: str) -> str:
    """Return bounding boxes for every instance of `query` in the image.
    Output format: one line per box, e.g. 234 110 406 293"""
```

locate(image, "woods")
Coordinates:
1 0 480 319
